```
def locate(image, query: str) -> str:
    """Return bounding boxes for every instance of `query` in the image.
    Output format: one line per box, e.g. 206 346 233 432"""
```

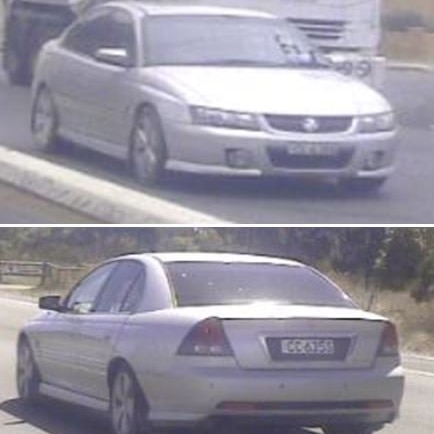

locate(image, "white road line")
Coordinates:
404 369 434 378
403 353 434 362
0 145 229 224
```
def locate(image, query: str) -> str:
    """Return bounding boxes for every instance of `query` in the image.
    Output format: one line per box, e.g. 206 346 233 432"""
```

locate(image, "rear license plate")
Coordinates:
287 143 337 156
281 338 335 355
266 337 350 361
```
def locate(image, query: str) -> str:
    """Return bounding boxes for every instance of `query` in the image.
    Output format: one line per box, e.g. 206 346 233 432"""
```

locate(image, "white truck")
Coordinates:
2 0 385 87
196 0 385 88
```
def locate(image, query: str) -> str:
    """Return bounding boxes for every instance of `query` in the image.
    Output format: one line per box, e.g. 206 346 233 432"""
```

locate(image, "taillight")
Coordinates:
177 317 234 357
377 322 399 357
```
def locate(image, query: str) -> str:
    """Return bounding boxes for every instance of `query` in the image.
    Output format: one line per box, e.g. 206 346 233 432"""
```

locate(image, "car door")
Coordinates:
87 8 139 149
75 260 146 400
35 262 118 392
51 7 138 152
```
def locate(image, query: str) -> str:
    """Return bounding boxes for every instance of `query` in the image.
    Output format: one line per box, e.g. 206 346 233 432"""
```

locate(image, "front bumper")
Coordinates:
162 121 397 181
139 360 404 428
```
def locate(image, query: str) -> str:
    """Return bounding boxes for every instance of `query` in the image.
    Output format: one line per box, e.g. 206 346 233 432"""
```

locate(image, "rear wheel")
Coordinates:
31 86 59 152
16 339 40 402
110 366 149 434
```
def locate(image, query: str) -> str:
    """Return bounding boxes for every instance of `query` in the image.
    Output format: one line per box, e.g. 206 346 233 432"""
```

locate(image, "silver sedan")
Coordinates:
31 2 396 191
17 252 404 434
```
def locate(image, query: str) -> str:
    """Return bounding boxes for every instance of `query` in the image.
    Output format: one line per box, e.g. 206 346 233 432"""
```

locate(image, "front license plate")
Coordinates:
280 338 335 355
287 143 337 156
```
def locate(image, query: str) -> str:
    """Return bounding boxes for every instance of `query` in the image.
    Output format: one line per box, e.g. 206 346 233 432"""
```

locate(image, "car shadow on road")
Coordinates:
46 143 388 202
0 397 320 434
0 397 109 434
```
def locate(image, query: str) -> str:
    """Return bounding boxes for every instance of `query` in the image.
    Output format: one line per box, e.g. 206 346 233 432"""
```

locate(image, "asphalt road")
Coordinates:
0 296 433 434
0 182 99 223
1 69 434 223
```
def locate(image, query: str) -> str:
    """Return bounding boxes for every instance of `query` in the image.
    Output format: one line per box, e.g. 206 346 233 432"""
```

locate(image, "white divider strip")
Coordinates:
0 146 228 224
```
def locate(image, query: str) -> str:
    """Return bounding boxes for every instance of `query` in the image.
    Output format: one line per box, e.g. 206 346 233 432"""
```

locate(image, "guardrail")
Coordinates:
0 260 87 287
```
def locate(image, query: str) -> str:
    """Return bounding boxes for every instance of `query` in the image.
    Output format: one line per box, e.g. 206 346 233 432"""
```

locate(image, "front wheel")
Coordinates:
16 339 40 402
31 86 59 152
130 107 167 186
110 367 148 434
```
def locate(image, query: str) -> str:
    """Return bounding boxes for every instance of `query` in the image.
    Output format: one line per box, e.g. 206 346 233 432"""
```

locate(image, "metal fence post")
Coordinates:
40 262 49 287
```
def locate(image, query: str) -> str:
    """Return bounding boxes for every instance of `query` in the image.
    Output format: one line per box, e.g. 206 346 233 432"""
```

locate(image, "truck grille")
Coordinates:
267 147 353 170
288 18 346 43
265 115 353 134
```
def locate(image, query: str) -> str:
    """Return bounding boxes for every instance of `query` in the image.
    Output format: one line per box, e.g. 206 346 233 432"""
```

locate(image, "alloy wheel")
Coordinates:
16 340 39 401
110 369 139 434
31 87 58 152
131 108 166 185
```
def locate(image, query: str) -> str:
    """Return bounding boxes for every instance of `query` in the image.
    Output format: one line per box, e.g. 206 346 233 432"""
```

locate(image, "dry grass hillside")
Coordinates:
382 0 434 63
331 272 434 356
384 0 434 21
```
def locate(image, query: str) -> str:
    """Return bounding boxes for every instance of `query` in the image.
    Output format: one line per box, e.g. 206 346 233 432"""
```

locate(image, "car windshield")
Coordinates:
166 262 354 307
144 14 328 68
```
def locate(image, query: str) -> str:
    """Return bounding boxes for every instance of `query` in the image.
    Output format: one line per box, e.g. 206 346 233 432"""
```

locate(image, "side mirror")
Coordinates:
39 295 63 312
94 48 131 67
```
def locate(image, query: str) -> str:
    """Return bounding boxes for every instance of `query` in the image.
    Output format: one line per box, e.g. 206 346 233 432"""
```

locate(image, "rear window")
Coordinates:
166 262 354 308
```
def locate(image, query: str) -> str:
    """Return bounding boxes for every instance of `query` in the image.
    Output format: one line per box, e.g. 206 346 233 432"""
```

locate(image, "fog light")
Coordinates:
226 149 253 169
363 151 385 170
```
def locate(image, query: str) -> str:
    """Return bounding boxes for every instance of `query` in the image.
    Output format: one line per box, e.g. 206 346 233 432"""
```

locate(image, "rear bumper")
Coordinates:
140 360 404 428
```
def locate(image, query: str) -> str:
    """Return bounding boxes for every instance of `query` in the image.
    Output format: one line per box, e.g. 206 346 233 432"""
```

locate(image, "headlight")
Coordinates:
190 106 260 131
357 112 396 133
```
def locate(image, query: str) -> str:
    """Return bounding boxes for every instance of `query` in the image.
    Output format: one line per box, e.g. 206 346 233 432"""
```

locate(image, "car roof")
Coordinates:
120 252 304 267
104 1 276 19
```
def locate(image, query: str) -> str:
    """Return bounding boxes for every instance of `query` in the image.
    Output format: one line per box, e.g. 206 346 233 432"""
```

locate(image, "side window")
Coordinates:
93 261 144 313
62 9 137 63
65 262 118 314
104 10 137 62
62 15 105 56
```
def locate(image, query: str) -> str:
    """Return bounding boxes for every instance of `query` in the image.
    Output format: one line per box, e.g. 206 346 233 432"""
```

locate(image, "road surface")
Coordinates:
0 297 433 434
0 182 99 223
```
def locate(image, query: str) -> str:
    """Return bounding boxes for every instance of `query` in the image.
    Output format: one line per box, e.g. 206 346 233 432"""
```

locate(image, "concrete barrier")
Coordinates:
0 145 229 223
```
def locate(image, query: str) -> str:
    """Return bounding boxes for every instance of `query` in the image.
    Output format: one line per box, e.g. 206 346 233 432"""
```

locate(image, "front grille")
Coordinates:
288 17 346 43
267 146 353 170
265 115 353 134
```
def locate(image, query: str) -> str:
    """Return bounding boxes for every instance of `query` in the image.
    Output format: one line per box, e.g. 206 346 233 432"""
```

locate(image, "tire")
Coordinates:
4 42 31 86
323 424 380 434
130 106 167 185
339 177 387 193
16 338 40 402
109 366 149 434
31 86 59 152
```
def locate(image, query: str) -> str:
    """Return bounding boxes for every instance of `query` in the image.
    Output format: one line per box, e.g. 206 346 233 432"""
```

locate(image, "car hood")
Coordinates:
142 66 391 115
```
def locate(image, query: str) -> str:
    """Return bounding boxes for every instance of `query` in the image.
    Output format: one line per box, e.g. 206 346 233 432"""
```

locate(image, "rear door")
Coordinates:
51 7 137 148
